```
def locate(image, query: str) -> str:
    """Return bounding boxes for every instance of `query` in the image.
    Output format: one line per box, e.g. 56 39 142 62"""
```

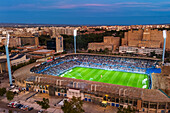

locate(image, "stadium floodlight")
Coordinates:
5 33 13 86
162 30 167 65
74 29 77 53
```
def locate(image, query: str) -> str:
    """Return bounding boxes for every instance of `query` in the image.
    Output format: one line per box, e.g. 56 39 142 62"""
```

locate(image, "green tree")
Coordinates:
0 88 6 96
39 35 51 46
103 48 110 54
6 91 14 101
61 96 84 113
36 98 50 110
9 110 12 113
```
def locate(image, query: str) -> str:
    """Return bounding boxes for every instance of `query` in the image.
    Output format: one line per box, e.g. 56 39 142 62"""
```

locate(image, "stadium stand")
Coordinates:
31 54 159 76
13 54 170 112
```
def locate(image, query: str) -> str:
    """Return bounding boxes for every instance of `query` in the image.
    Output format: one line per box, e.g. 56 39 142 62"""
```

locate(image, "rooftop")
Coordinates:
33 49 54 53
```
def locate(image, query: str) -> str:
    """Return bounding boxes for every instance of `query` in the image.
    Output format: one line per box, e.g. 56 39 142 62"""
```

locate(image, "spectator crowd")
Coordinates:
30 55 158 76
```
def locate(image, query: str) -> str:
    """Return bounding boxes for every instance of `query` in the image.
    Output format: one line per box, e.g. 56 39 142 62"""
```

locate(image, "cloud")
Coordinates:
151 8 170 11
0 1 167 11
56 4 111 9
84 4 111 7
40 2 152 9
115 2 149 5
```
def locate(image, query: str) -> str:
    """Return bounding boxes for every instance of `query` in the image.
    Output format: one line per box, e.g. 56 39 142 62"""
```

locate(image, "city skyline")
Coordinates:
0 0 170 25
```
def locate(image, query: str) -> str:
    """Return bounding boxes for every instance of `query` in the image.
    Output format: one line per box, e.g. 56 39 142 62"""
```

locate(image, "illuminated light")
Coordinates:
163 30 167 39
74 29 77 53
102 101 107 104
74 29 77 36
105 94 108 97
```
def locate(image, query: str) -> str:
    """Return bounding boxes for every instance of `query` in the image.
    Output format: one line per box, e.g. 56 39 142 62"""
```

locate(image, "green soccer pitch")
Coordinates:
60 67 149 89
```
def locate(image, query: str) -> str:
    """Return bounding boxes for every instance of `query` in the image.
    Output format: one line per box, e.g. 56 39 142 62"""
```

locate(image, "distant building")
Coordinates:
122 29 170 51
20 36 39 46
29 49 55 59
119 46 163 55
88 36 120 52
10 54 30 66
12 46 46 53
0 59 7 73
47 35 63 53
51 27 75 35
9 37 21 47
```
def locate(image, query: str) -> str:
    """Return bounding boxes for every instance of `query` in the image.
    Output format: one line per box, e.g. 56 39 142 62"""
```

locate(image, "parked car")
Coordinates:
22 105 29 111
19 104 24 109
8 101 17 108
15 104 22 108
28 107 34 111
13 103 19 108
38 109 44 113
7 102 14 107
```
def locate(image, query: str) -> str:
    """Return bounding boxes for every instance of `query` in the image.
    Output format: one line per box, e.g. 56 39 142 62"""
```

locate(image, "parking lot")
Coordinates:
1 91 64 113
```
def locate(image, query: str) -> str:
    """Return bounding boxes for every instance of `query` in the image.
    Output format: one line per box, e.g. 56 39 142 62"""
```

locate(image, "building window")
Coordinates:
150 102 157 109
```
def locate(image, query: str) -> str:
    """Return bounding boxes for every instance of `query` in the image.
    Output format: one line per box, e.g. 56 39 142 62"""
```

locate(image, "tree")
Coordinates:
36 98 50 110
9 110 13 113
103 48 110 54
61 96 84 113
0 88 6 96
6 91 14 101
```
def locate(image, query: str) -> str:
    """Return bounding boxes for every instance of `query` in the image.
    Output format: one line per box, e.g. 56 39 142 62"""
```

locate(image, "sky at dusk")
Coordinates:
0 0 170 25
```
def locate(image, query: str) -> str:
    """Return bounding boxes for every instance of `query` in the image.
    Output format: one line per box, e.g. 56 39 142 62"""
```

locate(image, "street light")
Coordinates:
74 29 77 53
5 33 13 86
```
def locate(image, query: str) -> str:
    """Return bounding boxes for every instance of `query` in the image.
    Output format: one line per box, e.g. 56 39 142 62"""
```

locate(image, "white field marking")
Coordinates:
119 73 128 85
72 67 88 77
98 70 112 82
93 70 105 79
107 71 119 83
69 69 73 72
61 74 64 77
84 69 97 80
115 72 125 85
126 73 135 87
66 68 83 77
89 78 93 81
137 74 142 87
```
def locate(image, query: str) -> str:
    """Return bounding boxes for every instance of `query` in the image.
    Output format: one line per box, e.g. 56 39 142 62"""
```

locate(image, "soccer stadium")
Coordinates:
31 54 157 89
13 53 170 113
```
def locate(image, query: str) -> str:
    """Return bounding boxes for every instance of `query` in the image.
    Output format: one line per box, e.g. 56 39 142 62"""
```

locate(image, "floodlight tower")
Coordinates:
5 33 13 86
74 29 77 53
162 30 167 65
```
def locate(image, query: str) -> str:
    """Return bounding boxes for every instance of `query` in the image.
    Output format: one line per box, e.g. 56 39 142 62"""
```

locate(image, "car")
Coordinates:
7 102 13 107
13 103 19 108
22 105 29 111
7 102 14 106
38 109 44 113
15 104 22 108
19 104 24 109
28 107 34 111
8 101 17 108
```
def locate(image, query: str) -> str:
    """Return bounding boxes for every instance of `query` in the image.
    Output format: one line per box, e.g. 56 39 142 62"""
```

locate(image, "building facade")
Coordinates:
20 36 39 46
88 36 120 52
122 29 170 50
47 35 63 53
119 46 163 55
